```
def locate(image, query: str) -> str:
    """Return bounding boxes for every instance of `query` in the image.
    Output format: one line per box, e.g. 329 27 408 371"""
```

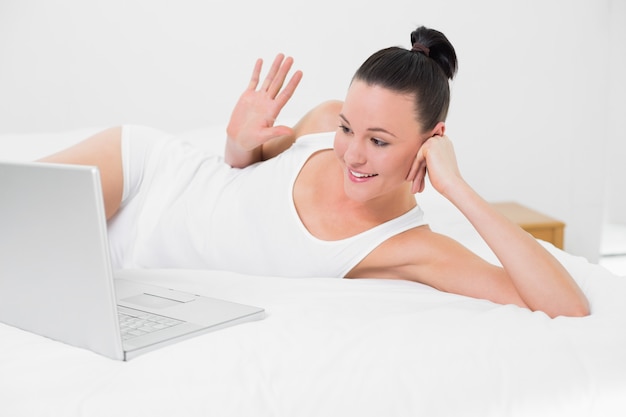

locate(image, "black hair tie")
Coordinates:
411 43 430 57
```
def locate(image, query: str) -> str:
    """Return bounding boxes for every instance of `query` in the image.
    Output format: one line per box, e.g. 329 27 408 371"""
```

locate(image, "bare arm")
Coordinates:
404 135 589 318
443 180 588 317
225 54 303 168
350 227 529 310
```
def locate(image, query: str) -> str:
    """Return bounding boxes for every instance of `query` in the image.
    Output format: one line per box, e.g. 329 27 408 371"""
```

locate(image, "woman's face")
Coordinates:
334 80 431 204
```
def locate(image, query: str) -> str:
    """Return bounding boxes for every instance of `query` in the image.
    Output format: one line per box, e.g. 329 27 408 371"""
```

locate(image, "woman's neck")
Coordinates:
294 150 416 241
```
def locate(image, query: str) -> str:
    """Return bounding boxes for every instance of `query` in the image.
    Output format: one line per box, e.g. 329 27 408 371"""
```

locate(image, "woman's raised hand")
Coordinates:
226 54 303 155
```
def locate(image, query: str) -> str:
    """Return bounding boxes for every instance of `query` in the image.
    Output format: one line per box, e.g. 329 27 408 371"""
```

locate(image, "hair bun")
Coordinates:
410 26 457 80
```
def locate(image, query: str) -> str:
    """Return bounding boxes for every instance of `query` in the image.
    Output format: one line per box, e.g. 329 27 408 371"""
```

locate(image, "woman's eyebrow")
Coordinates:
339 113 397 138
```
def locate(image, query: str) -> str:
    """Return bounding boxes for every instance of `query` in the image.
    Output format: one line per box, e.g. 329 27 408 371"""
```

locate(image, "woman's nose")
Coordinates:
344 139 366 166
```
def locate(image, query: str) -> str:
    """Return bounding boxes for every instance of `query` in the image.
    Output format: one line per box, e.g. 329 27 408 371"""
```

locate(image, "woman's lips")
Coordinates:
348 169 378 182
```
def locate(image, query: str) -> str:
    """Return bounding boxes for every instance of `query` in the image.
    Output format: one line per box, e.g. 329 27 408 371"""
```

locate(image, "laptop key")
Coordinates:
118 311 183 341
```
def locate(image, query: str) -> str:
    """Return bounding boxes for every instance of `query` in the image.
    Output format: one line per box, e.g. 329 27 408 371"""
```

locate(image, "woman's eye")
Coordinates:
371 138 388 147
339 124 352 134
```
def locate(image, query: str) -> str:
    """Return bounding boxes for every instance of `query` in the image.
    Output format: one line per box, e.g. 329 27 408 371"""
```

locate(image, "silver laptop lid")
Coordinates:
0 161 124 360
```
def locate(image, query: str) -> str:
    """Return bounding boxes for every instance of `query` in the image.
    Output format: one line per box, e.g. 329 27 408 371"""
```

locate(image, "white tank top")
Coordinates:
110 129 427 277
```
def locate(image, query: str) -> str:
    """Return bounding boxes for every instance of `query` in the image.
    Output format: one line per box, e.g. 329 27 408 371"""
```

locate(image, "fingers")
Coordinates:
257 54 289 96
406 136 436 194
407 151 427 194
254 54 300 98
409 135 461 195
247 53 302 119
412 165 427 194
275 69 303 108
259 54 285 93
248 58 263 90
249 53 301 96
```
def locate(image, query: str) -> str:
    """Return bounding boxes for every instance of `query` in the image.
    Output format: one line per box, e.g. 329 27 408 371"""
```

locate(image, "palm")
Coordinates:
226 54 303 152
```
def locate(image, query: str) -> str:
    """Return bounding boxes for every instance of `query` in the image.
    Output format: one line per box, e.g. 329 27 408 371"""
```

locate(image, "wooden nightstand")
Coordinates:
490 202 565 249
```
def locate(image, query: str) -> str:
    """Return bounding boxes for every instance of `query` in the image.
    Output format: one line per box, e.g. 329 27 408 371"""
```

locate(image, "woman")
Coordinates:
41 26 589 318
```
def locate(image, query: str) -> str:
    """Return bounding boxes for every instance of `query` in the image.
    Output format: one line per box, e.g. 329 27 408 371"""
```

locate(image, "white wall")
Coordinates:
0 0 621 262
606 0 626 225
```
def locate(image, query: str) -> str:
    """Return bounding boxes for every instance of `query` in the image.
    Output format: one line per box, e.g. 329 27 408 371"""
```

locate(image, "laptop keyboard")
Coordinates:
118 310 184 341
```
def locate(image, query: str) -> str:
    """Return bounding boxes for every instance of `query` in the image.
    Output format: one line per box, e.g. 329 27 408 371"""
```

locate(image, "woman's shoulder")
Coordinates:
293 130 335 148
346 225 432 278
373 225 443 261
347 225 468 280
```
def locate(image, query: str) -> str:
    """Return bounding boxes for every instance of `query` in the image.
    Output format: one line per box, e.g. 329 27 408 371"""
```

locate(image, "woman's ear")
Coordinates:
431 121 446 137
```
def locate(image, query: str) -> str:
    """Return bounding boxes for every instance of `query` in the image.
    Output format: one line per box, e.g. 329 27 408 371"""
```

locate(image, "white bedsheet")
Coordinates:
1 128 625 417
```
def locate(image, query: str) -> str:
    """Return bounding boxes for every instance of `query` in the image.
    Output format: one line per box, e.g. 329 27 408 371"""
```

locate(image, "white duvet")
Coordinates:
1 128 625 417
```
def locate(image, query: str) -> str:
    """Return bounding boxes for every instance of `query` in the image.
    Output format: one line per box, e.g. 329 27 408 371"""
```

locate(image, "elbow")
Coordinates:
567 291 591 318
548 298 591 319
567 300 591 318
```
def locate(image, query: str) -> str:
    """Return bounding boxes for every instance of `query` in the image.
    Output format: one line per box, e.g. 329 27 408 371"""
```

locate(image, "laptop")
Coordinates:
0 160 265 361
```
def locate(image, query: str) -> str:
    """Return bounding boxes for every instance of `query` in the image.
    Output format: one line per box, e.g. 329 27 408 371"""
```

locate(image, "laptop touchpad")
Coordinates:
122 293 182 309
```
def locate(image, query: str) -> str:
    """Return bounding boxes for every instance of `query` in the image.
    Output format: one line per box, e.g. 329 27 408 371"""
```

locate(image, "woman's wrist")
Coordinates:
437 174 471 204
224 137 262 168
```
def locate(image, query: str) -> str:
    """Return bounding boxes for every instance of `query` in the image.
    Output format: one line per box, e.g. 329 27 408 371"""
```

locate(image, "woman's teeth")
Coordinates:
350 170 377 178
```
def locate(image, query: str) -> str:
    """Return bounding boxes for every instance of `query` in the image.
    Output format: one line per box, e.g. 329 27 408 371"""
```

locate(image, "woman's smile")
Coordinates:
348 168 378 182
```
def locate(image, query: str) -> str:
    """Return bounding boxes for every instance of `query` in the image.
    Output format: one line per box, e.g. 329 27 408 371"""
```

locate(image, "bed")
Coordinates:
1 126 625 417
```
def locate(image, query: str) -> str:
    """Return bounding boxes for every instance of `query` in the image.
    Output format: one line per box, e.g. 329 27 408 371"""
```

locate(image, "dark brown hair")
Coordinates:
353 26 458 133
